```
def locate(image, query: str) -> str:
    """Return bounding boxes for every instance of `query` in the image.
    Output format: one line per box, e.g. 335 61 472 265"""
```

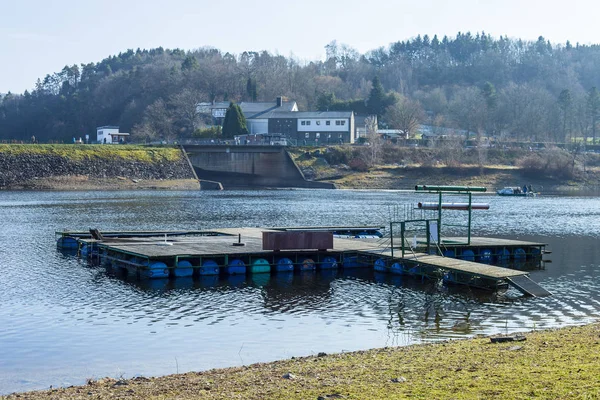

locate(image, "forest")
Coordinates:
1 32 600 145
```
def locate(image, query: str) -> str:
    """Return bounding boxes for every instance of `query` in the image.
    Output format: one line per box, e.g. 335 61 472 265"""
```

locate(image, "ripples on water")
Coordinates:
0 190 599 394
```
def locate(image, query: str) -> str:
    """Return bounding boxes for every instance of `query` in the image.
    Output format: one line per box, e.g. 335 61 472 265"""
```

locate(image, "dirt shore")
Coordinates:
4 323 599 399
5 176 200 190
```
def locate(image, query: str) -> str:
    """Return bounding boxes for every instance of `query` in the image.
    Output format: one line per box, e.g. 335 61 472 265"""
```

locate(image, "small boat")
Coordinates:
496 187 537 197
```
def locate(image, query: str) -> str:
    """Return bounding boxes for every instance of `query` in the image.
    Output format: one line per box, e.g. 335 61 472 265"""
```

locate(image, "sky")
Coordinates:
2 0 600 94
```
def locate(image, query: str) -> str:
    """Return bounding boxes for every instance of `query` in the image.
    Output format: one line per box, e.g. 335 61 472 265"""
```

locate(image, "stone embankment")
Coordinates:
0 145 199 190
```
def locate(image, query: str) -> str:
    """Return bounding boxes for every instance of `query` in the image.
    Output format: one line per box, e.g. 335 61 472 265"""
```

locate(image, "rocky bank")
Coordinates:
0 145 199 190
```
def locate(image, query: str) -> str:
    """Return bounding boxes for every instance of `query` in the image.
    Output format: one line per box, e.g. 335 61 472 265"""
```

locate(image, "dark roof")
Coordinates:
265 111 353 119
205 101 297 119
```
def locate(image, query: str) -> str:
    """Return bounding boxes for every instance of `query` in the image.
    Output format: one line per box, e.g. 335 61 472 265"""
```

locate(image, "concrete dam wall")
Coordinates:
184 145 334 189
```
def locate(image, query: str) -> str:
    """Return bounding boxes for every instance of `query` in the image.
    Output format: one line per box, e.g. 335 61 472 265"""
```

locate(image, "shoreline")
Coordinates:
4 322 599 399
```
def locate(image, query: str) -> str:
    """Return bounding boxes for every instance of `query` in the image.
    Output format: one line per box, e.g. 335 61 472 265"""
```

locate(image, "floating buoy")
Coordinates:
390 262 404 275
514 248 526 261
227 259 246 275
374 258 387 272
320 256 338 270
479 249 493 264
200 260 220 275
497 248 510 263
343 256 361 268
174 260 194 277
250 258 271 274
299 258 316 271
57 236 78 249
443 250 456 258
144 261 169 279
276 258 294 272
461 250 475 261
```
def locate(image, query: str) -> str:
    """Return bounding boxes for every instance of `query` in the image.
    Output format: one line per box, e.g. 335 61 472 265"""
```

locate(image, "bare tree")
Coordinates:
169 89 207 136
385 96 425 138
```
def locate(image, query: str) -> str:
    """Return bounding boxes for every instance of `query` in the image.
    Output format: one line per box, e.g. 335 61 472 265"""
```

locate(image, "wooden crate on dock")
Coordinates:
262 231 333 251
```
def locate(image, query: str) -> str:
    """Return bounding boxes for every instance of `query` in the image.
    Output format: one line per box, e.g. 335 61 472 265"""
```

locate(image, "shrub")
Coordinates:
323 146 353 165
348 157 369 172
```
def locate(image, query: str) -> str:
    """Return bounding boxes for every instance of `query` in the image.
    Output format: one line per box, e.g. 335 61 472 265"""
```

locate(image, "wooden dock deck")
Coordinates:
65 227 550 297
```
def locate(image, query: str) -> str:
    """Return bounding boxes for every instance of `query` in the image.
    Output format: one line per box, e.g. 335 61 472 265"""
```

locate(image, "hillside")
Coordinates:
1 33 600 148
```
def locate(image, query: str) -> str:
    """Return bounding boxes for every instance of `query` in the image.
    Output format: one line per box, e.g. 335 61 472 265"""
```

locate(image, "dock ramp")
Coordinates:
506 275 552 297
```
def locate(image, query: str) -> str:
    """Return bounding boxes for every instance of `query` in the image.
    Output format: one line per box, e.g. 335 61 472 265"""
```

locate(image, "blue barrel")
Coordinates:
343 256 361 268
227 259 246 275
531 248 541 259
461 250 475 261
276 258 294 272
479 249 492 264
299 258 316 271
443 250 455 258
143 261 169 279
497 248 510 263
57 236 78 249
174 260 194 277
514 248 526 261
374 258 387 273
79 244 89 258
200 260 220 275
390 262 404 275
249 258 271 274
320 256 338 270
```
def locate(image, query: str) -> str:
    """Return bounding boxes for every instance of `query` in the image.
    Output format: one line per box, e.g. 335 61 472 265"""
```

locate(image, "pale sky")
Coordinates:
2 0 600 94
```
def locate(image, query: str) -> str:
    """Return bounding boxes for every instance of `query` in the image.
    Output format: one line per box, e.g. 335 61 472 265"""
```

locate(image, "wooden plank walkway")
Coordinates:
360 250 528 279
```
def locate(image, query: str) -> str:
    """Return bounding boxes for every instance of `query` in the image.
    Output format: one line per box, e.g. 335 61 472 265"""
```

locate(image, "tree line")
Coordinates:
1 33 600 144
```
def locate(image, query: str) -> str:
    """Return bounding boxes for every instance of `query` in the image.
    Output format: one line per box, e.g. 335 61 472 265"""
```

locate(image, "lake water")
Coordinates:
1 189 599 394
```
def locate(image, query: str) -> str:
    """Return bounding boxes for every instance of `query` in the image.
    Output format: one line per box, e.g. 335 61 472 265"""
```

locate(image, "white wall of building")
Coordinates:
247 119 268 134
97 128 119 143
296 118 349 132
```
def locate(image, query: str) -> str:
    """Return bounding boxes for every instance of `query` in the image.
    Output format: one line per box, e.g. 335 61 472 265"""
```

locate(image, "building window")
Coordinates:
316 133 320 138
306 121 311 126
316 121 321 125
326 121 331 126
305 132 310 138
336 120 341 126
301 121 306 126
341 120 346 126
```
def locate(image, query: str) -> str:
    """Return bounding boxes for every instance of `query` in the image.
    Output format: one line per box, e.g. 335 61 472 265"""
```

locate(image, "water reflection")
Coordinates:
2 190 600 394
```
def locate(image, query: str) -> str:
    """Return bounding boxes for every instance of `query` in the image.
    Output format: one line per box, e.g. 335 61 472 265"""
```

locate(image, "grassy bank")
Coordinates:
0 144 199 190
5 323 599 399
0 144 184 162
290 146 600 191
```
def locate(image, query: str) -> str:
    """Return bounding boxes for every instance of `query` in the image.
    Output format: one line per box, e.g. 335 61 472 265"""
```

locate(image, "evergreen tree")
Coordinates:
367 76 395 119
222 102 248 138
588 87 600 144
558 89 573 141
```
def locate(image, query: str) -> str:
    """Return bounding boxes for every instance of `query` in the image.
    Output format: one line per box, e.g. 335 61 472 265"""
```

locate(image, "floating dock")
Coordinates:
57 226 551 297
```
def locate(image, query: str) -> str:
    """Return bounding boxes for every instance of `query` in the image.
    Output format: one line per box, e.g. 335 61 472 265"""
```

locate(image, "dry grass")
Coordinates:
5 323 600 399
0 144 184 163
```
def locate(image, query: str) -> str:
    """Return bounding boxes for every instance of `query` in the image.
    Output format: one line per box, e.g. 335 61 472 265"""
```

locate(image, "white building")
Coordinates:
96 126 130 144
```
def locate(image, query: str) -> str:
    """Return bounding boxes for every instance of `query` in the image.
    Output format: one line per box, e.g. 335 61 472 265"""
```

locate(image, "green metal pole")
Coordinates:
390 222 394 258
467 192 472 245
401 222 406 258
438 191 442 242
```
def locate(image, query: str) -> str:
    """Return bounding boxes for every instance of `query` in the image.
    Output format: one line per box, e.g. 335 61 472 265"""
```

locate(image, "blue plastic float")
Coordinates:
174 260 194 277
227 259 246 275
200 259 220 275
320 256 338 269
275 257 294 272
